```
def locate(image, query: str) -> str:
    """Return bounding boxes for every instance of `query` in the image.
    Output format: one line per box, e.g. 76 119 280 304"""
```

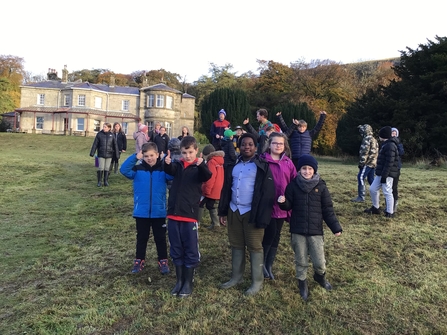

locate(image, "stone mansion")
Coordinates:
13 68 195 138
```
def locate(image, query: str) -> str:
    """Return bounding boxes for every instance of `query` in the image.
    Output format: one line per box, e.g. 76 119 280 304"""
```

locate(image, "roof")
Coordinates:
22 81 140 95
182 93 195 99
14 106 139 119
142 83 183 94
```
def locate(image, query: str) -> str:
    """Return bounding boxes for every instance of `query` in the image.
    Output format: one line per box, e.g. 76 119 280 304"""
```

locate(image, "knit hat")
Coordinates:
297 154 318 173
218 109 226 117
391 127 399 137
139 124 148 132
224 129 236 138
202 144 215 156
379 126 392 139
168 138 181 151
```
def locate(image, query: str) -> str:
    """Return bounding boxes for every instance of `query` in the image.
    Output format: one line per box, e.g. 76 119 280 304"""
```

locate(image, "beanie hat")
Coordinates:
218 109 226 117
391 127 399 137
379 126 392 139
297 154 318 173
224 129 236 139
202 144 215 156
139 124 148 132
168 138 181 151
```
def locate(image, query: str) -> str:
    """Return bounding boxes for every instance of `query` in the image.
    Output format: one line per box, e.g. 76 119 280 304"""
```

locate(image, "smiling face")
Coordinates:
240 136 256 160
269 135 285 157
181 146 198 163
300 165 314 180
143 149 159 166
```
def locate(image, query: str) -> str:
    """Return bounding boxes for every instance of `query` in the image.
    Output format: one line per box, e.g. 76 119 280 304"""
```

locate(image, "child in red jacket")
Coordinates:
199 144 225 229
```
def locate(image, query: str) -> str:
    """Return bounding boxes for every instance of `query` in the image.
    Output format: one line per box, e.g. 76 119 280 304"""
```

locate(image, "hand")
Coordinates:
136 151 143 160
358 164 364 169
215 134 220 139
196 153 203 165
277 195 286 203
90 154 94 157
320 111 327 115
380 177 387 184
164 150 171 164
276 111 282 116
334 232 342 237
243 118 249 125
122 150 126 153
292 119 299 125
220 216 227 226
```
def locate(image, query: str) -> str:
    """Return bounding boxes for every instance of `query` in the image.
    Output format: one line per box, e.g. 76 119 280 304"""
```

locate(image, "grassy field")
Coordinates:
0 133 446 335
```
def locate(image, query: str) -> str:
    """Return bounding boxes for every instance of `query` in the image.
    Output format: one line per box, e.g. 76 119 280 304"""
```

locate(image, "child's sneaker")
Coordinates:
158 259 170 275
131 259 145 273
364 206 381 214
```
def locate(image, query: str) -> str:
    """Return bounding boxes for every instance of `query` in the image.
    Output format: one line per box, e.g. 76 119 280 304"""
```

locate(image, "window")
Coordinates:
77 118 85 131
148 121 154 132
93 119 101 132
156 95 164 107
94 97 102 109
36 116 44 129
147 94 154 107
166 96 173 109
122 100 129 111
164 122 171 137
37 94 45 105
122 122 128 135
64 94 71 106
78 94 86 106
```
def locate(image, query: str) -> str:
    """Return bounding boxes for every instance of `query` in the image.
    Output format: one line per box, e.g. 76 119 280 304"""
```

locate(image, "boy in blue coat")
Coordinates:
164 136 212 298
120 142 173 275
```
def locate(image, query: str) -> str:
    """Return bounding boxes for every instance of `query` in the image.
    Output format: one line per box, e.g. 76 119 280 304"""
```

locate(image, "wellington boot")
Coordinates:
171 265 183 296
263 246 271 279
313 272 332 291
97 171 103 187
114 162 119 174
221 248 245 289
265 247 277 280
103 171 110 186
244 252 264 296
208 208 219 229
298 279 309 301
178 266 194 298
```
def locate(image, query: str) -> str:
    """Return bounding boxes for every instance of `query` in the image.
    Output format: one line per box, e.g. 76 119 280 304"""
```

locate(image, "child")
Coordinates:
260 132 297 280
278 154 342 301
164 136 212 298
221 129 237 168
218 133 275 296
120 142 173 275
199 144 225 229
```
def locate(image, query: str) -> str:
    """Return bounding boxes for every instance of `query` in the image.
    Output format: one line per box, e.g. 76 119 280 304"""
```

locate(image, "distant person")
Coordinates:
278 154 342 301
111 122 127 174
210 109 231 150
233 126 243 154
120 142 172 275
351 124 378 202
164 136 212 298
178 126 190 141
260 132 297 280
133 124 149 154
391 127 404 213
276 111 327 171
221 129 237 168
218 133 275 296
364 126 399 218
198 144 225 229
149 122 161 142
243 120 275 155
89 122 119 187
154 126 170 154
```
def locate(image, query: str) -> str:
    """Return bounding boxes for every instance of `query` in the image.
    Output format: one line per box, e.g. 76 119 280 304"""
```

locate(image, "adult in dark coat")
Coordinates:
111 122 127 173
90 122 119 187
153 127 170 154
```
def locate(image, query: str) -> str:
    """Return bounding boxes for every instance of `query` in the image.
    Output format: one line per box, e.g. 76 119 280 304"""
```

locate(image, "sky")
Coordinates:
2 0 446 83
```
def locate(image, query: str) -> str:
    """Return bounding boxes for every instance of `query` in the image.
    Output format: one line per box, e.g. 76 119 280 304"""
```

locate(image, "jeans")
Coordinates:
291 234 326 280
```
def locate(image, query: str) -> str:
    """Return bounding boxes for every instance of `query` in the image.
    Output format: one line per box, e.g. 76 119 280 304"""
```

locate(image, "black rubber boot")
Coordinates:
114 162 119 174
244 252 264 296
263 246 271 279
313 272 332 290
97 171 103 187
221 248 245 289
178 266 194 298
171 265 183 296
103 171 110 186
298 279 309 301
265 247 278 280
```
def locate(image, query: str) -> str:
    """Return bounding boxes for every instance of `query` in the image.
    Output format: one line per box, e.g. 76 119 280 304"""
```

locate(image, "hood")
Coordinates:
168 138 181 151
391 127 399 137
358 124 373 137
206 150 225 160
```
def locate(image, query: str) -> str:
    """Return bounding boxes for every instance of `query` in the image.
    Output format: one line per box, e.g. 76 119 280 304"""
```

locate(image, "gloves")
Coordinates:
380 177 387 184
358 164 364 169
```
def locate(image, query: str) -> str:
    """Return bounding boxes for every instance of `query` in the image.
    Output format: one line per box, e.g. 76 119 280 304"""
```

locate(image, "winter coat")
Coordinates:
154 133 170 154
221 139 237 168
120 154 173 218
90 130 118 159
218 155 275 228
164 159 212 221
210 119 231 149
375 137 399 180
260 152 297 219
277 113 326 159
133 131 148 153
279 173 342 236
202 151 225 200
357 124 378 168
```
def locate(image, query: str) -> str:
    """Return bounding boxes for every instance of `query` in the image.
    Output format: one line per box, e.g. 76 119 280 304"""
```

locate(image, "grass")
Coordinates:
1 133 447 335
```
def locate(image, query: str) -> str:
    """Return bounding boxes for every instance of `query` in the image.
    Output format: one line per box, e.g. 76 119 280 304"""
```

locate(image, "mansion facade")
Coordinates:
13 70 195 138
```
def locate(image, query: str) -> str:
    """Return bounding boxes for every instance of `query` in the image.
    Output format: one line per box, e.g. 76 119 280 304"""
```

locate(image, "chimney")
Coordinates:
110 74 115 87
62 65 68 83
